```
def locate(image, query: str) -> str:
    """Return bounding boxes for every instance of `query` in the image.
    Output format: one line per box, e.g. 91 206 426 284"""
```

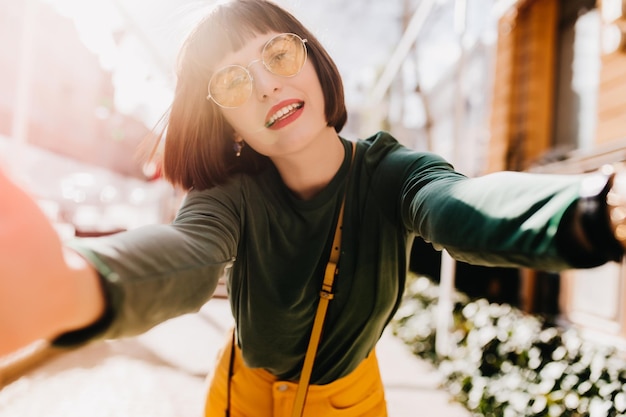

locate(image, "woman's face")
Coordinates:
213 32 329 158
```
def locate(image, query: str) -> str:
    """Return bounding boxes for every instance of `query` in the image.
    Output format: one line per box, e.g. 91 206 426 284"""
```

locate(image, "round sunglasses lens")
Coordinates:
263 34 307 77
209 66 252 107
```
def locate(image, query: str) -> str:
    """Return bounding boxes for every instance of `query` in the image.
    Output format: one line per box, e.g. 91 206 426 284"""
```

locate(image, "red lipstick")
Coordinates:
265 99 304 129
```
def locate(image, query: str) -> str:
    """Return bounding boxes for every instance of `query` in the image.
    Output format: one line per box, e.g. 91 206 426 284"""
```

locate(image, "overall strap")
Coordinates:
291 141 356 417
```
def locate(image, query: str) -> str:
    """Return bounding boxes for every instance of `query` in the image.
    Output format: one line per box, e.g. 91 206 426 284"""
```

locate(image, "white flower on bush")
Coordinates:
391 273 626 416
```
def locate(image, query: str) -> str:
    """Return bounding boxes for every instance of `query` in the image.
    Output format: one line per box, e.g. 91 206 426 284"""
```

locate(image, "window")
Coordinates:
553 0 601 153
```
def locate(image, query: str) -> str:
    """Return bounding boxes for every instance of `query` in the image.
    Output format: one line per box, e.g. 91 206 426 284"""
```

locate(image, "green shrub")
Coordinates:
391 275 626 417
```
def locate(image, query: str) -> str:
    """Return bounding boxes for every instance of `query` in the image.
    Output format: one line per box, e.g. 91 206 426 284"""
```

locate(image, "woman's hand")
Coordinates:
0 169 104 357
607 166 626 249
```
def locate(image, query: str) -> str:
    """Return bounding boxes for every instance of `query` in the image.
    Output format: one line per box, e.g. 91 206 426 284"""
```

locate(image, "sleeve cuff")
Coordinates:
556 170 623 268
50 241 116 348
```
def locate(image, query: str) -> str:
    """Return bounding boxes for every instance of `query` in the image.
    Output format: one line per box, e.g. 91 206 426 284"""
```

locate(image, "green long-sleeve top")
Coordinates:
56 131 622 384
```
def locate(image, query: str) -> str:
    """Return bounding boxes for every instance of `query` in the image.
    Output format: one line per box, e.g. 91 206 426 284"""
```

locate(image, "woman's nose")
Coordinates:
249 63 281 100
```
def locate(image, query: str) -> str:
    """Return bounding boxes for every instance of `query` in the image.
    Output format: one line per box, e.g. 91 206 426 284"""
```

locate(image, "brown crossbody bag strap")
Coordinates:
291 141 356 417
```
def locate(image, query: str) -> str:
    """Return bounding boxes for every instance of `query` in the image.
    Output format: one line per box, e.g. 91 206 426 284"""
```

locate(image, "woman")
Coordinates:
0 0 624 416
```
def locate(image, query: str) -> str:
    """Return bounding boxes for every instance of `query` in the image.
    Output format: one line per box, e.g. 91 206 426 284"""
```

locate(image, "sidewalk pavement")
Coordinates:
0 298 470 417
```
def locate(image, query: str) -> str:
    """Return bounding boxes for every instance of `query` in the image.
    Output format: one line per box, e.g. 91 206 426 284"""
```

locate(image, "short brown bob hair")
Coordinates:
160 0 347 191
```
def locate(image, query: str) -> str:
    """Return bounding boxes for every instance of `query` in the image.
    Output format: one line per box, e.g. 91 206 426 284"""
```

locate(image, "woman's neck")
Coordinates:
272 129 345 200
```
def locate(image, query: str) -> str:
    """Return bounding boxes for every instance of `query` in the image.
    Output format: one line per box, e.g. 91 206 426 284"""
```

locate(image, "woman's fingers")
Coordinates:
607 166 626 249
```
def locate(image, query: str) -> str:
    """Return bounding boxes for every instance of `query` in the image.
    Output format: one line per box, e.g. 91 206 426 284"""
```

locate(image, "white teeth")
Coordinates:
266 102 303 127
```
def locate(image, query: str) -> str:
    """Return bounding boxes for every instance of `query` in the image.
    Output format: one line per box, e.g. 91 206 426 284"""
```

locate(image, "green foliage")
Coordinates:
391 275 626 417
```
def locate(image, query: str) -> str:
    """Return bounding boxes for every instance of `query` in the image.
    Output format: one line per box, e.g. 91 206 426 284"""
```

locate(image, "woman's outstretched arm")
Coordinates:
0 169 105 357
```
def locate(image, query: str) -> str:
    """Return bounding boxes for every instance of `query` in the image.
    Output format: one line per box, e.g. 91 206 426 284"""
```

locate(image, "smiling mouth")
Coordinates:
265 102 304 128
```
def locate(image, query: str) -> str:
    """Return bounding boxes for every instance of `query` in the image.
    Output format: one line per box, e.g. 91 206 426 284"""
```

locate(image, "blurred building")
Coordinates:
0 0 174 236
364 0 626 346
0 0 154 179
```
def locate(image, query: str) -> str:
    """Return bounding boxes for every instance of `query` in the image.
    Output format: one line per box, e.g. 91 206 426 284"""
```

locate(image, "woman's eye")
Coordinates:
268 51 297 74
216 70 248 89
269 51 288 65
229 74 249 88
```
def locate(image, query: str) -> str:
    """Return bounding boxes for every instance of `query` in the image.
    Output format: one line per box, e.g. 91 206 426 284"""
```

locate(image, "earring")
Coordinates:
233 140 245 157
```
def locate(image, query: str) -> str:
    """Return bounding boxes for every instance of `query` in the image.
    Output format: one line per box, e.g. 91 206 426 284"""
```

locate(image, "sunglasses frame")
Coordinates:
206 33 308 108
